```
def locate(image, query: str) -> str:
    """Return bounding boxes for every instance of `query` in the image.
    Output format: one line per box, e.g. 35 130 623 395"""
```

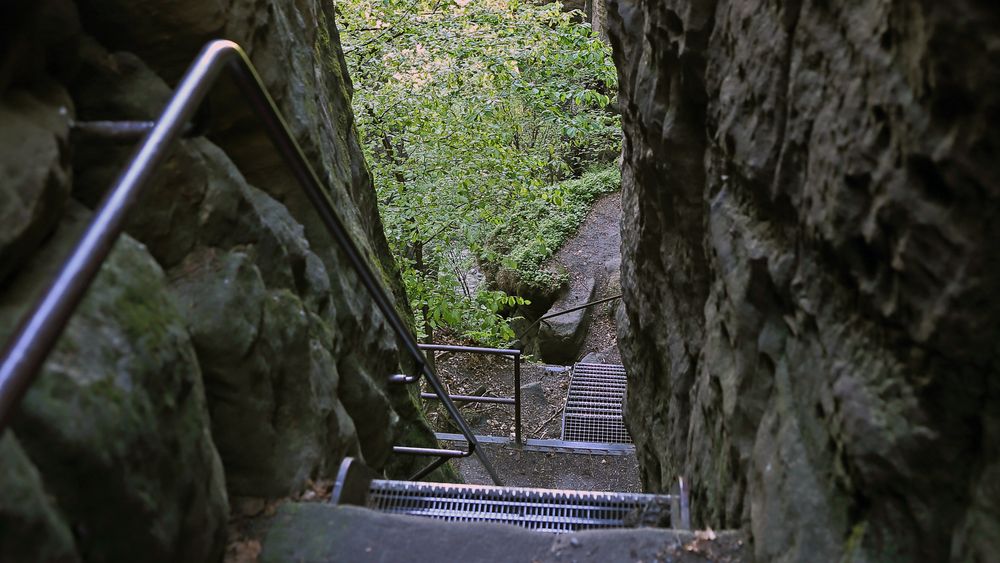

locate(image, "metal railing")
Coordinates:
0 40 500 485
417 344 522 444
510 293 621 347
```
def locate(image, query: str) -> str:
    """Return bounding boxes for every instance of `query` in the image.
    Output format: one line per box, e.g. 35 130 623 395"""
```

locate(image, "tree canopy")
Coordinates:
338 0 619 343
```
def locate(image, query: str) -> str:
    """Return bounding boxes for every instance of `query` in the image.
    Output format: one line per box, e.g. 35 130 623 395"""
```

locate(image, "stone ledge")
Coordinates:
261 503 747 563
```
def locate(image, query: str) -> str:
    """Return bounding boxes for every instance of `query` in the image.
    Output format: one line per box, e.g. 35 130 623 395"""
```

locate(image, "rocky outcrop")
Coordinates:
609 1 1000 561
0 84 72 284
537 275 598 364
0 0 440 559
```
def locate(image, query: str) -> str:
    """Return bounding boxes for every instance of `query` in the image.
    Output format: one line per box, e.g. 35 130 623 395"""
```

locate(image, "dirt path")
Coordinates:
548 191 622 280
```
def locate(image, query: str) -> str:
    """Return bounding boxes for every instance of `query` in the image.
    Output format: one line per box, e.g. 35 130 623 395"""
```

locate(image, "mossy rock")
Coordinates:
0 206 228 562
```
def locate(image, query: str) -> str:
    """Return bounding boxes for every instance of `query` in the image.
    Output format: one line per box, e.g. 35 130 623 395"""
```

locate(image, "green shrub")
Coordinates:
483 164 621 287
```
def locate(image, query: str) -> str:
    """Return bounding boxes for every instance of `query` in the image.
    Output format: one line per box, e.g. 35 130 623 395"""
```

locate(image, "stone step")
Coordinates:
260 504 747 563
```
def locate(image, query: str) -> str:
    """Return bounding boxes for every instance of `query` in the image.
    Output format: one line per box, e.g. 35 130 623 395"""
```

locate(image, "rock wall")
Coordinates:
0 0 440 560
609 1 999 561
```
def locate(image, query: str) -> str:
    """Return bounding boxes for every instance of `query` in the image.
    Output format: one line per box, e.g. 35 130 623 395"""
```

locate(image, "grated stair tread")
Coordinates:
560 362 632 445
366 479 674 532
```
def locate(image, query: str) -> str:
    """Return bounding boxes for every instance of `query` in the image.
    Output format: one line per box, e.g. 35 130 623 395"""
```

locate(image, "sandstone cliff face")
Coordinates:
0 0 438 560
609 1 999 560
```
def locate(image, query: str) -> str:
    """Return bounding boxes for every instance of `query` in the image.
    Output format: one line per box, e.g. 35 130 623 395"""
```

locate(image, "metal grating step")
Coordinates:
571 375 627 382
366 479 679 532
566 397 622 406
573 367 626 374
568 388 625 395
567 393 624 401
567 395 623 402
571 371 625 380
560 363 632 444
570 372 625 382
569 378 627 385
570 383 625 389
562 418 632 444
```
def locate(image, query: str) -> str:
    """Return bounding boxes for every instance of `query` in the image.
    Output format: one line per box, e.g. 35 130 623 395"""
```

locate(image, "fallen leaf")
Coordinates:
695 527 717 541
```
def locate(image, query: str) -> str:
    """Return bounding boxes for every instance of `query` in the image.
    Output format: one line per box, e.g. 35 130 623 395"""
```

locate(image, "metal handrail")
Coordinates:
510 293 622 347
417 344 522 444
0 40 500 485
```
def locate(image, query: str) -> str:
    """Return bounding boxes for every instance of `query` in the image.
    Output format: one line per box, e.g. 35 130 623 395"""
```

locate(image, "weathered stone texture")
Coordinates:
0 85 72 283
537 274 599 364
0 434 79 563
609 0 1000 561
0 206 229 562
0 0 440 559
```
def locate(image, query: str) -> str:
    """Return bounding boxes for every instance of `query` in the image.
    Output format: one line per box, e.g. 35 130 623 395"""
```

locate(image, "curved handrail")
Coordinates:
0 40 500 485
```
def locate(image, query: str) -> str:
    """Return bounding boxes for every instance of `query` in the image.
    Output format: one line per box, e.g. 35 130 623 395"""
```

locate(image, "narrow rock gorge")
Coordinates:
610 0 999 560
0 0 439 560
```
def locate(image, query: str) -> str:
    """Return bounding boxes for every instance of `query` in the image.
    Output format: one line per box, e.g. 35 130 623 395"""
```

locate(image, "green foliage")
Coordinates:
402 254 531 343
484 164 620 292
338 0 619 344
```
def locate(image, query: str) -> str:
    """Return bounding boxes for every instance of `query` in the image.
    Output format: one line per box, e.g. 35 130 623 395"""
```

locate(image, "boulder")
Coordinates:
0 434 79 563
538 275 598 364
0 206 229 562
519 381 548 410
0 85 72 284
579 351 609 365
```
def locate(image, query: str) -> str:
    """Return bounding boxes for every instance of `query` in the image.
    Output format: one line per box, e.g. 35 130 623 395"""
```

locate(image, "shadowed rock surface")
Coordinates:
0 0 445 559
260 504 747 562
538 274 599 363
609 1 1000 561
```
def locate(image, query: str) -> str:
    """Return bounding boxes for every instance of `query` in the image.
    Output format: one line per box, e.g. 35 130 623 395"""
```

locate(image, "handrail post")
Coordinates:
513 351 522 445
409 455 450 481
416 343 523 447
